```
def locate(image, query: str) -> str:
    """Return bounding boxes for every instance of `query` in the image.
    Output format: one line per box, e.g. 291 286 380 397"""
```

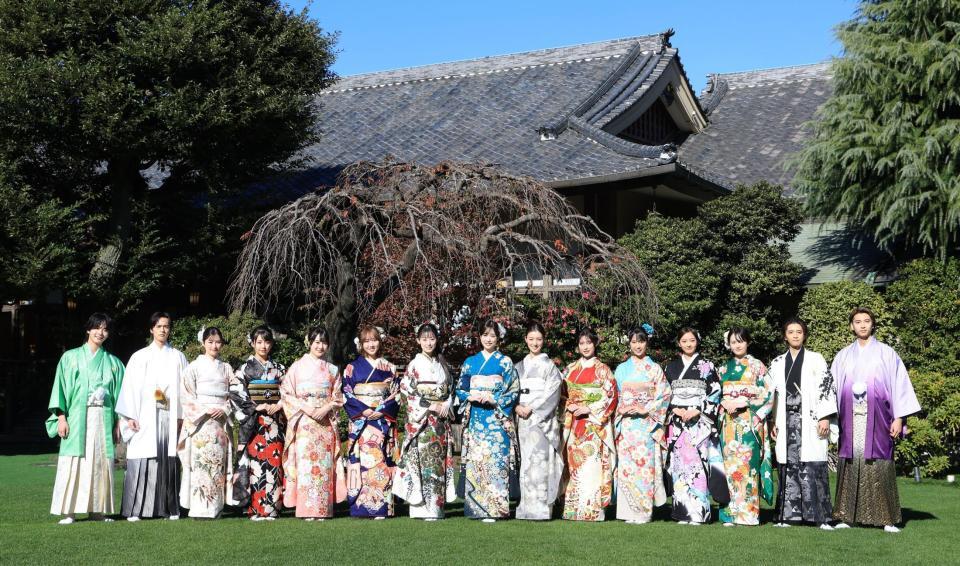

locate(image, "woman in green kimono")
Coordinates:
718 326 774 526
47 313 125 524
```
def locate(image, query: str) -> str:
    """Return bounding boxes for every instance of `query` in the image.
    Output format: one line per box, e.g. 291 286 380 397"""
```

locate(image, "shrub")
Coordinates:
796 280 890 360
169 311 300 369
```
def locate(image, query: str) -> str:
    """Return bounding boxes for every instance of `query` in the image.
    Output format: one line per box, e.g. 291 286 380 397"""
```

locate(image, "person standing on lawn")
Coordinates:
47 313 125 524
769 317 836 530
116 312 187 522
832 307 921 533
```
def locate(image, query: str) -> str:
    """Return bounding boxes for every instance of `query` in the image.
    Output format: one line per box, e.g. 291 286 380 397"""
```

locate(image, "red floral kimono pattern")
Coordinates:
560 361 618 521
231 357 286 518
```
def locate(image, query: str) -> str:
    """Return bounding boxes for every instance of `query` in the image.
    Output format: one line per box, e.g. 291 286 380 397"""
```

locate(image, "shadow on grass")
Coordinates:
902 508 937 524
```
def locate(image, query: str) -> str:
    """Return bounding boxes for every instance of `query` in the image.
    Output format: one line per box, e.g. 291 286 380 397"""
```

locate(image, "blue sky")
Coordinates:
285 1 857 93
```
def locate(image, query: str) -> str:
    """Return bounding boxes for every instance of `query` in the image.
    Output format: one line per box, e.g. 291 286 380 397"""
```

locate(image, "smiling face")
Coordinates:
360 330 380 358
629 335 648 358
784 323 806 349
525 330 544 355
678 332 698 357
578 335 596 359
850 313 874 340
203 334 223 358
87 323 109 348
309 335 328 358
480 328 499 352
150 317 170 346
728 333 749 358
252 335 273 360
418 331 437 356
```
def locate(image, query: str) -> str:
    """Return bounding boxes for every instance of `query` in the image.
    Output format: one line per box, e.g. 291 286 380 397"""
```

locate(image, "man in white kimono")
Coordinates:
116 312 188 521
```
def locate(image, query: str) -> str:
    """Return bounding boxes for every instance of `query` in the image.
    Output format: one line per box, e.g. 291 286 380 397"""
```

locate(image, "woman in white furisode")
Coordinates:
178 327 235 518
513 321 563 521
394 322 457 520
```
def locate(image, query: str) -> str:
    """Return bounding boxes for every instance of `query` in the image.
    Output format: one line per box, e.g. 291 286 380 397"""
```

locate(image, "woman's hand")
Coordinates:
574 406 591 417
368 410 384 420
126 418 140 432
362 408 374 418
255 403 269 412
516 404 532 419
685 408 700 422
266 403 283 416
431 403 450 418
57 415 69 438
207 408 225 420
771 425 779 441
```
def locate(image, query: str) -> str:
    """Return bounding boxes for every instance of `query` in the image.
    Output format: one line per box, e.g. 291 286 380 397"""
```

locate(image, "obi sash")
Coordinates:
469 374 503 398
671 378 706 408
518 374 546 405
565 380 604 406
354 381 391 409
619 381 654 412
248 379 281 404
721 381 760 403
415 379 449 403
196 376 229 406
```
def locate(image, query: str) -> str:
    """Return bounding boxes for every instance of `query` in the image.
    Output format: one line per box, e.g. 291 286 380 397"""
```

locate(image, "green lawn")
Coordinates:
1 454 956 565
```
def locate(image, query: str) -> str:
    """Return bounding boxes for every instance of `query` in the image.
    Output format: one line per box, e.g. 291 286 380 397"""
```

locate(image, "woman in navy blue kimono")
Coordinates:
342 325 400 518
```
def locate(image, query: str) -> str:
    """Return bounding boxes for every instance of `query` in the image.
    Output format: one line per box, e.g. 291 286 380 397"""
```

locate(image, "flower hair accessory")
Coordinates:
246 332 253 347
641 323 655 338
414 319 439 336
618 334 629 345
495 322 507 340
197 326 206 344
723 330 732 350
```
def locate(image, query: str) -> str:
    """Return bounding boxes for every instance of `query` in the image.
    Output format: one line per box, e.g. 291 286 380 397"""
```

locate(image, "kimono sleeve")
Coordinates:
646 365 671 425
493 358 519 418
230 365 258 446
377 364 401 421
528 364 563 420
116 352 142 421
455 361 472 407
814 355 838 420
701 361 721 425
48 351 72 416
889 352 921 419
750 359 774 421
341 363 370 419
109 355 126 421
179 365 204 422
589 364 618 426
280 361 305 420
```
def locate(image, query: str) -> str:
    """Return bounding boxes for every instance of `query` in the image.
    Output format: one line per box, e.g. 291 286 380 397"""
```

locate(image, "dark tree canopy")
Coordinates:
0 0 337 312
793 0 960 260
229 160 656 364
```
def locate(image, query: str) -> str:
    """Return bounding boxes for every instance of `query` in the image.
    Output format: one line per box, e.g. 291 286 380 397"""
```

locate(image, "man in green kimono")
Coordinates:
46 312 125 524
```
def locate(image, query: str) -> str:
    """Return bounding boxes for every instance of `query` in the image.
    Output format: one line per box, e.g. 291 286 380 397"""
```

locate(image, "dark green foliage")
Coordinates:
168 311 300 369
797 280 890 361
0 0 337 313
885 258 960 376
793 0 960 259
619 181 805 361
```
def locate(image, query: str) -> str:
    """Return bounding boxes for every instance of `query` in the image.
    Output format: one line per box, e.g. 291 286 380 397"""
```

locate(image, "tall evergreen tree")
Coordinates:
794 0 960 260
0 1 337 313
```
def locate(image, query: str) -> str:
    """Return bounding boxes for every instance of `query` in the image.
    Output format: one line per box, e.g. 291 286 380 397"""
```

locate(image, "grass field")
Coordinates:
1 453 957 565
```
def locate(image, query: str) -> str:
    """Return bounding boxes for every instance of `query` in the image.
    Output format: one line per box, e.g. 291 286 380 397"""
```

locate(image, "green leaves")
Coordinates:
620 181 805 361
794 0 960 259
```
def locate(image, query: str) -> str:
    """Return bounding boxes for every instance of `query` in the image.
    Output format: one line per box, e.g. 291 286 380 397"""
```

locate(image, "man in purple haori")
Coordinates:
831 307 920 533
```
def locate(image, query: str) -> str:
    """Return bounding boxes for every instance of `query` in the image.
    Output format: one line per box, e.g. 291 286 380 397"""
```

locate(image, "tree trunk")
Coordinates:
90 158 141 288
325 256 358 366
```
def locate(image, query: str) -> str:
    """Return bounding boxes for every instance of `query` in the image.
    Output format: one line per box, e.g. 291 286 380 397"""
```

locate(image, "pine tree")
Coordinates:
794 0 960 260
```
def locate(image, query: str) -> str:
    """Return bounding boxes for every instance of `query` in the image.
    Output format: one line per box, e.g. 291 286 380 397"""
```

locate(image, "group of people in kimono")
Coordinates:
47 305 920 533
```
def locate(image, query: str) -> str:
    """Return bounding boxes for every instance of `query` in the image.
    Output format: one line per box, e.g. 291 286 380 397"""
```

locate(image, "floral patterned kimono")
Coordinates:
394 353 457 519
343 356 400 518
514 353 563 521
613 355 671 523
178 355 234 518
718 355 774 525
231 356 286 518
281 354 345 518
664 354 728 524
455 350 519 519
560 360 618 522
